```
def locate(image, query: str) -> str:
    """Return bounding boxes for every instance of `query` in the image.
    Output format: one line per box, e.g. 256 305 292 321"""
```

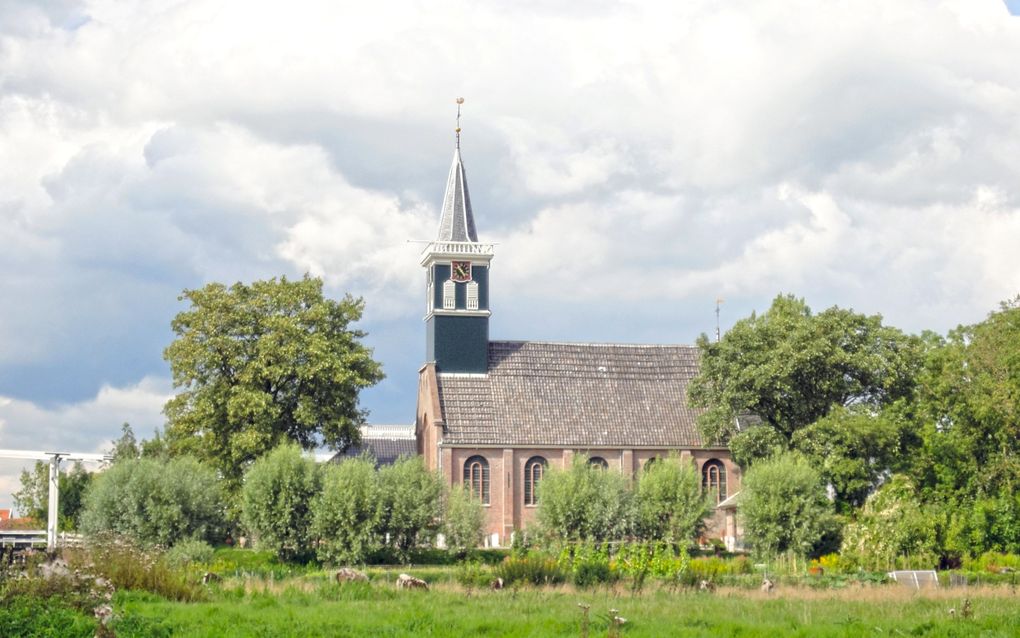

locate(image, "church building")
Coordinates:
414 130 740 549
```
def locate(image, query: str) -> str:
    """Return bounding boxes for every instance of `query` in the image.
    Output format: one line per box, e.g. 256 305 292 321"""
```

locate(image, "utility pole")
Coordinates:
0 449 110 550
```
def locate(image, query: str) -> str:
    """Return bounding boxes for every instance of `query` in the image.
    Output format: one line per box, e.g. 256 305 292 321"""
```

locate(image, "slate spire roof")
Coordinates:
436 147 478 242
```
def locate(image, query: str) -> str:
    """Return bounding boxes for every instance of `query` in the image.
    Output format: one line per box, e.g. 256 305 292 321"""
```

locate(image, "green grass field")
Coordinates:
108 580 1020 637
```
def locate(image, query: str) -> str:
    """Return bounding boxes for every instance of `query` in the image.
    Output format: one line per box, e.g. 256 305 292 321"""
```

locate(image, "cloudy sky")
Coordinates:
2 0 1020 510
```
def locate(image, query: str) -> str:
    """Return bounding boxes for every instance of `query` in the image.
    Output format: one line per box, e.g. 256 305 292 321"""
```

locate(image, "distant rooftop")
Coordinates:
330 425 416 466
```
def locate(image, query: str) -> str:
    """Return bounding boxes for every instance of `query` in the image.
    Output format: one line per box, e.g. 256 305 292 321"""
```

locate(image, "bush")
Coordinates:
165 539 215 568
945 492 1020 557
455 560 493 588
376 457 443 558
962 551 1020 574
495 553 565 586
689 555 751 580
443 485 485 555
312 456 381 565
563 542 615 588
68 534 205 602
840 475 939 571
241 443 321 561
80 456 224 547
536 456 633 542
635 454 711 544
740 452 834 558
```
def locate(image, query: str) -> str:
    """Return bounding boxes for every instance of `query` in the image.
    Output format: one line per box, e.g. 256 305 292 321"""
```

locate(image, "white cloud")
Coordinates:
0 376 171 511
1 0 1020 431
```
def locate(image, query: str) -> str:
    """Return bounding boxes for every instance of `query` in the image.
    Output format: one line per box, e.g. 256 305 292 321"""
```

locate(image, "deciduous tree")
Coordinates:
163 275 383 483
791 406 906 512
13 461 92 531
689 294 923 460
443 484 485 555
376 457 443 558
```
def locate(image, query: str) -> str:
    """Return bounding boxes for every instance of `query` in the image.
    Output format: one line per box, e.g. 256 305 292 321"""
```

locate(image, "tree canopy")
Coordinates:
163 275 383 482
688 293 924 456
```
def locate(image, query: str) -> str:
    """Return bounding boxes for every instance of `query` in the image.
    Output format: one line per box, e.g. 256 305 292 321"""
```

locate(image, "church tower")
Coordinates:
420 110 493 373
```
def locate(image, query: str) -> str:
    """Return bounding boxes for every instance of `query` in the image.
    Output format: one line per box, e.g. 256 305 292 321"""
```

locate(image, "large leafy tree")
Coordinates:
791 406 907 512
910 298 1020 500
688 294 923 458
163 275 384 482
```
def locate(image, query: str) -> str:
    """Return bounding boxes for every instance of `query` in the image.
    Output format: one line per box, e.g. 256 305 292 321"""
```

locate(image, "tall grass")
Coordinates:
66 534 205 602
109 580 1020 637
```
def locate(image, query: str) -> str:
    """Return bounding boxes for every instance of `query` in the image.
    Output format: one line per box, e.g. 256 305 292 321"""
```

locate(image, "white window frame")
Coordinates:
466 281 479 311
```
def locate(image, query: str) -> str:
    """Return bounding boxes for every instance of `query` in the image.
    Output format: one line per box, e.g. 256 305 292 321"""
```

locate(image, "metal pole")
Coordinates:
47 455 60 551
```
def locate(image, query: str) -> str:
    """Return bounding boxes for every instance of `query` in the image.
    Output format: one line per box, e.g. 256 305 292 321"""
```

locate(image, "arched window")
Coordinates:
523 456 547 506
464 456 489 505
702 459 727 504
466 281 479 311
588 456 609 470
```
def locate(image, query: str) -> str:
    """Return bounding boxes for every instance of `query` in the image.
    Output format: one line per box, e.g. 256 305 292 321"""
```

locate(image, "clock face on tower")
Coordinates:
451 261 472 282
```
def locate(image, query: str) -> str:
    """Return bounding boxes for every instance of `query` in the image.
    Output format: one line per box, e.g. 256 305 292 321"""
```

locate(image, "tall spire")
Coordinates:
436 98 478 242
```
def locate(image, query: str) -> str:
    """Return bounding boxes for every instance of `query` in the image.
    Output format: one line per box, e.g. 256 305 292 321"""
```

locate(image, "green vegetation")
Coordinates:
13 460 92 531
106 578 1020 638
313 455 382 564
442 484 486 554
163 275 384 485
840 475 940 571
536 456 634 541
240 443 321 561
6 543 1020 637
740 452 835 558
690 294 1020 562
79 456 224 546
376 456 444 557
634 454 711 543
688 293 923 449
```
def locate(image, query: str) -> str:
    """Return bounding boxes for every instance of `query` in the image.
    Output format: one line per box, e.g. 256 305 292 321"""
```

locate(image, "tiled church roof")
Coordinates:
437 341 707 447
